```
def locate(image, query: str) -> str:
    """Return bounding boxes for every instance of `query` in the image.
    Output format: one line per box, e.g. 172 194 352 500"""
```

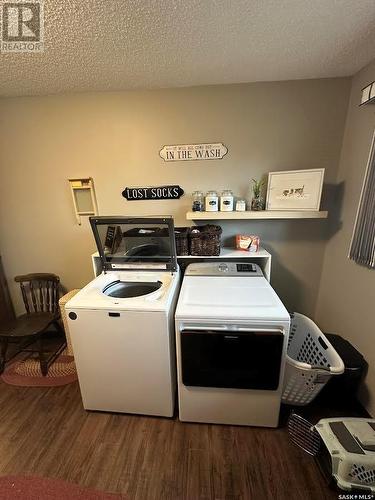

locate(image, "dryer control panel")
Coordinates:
185 262 264 277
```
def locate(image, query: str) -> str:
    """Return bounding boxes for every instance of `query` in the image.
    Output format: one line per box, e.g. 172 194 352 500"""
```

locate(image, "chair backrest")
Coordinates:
14 273 60 315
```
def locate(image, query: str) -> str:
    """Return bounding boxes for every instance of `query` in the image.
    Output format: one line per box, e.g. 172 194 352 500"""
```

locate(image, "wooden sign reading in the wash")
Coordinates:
122 185 184 201
159 143 228 162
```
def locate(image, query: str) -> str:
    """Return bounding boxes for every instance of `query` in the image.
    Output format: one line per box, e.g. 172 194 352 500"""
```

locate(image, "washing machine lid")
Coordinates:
90 216 178 272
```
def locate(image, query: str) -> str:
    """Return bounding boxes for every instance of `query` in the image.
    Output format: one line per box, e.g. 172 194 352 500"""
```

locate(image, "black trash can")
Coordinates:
319 333 367 404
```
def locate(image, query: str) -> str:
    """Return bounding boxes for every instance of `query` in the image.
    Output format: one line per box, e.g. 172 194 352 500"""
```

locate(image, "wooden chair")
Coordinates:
0 273 66 376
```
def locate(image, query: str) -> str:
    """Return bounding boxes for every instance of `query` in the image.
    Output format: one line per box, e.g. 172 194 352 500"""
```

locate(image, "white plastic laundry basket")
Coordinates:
282 313 344 406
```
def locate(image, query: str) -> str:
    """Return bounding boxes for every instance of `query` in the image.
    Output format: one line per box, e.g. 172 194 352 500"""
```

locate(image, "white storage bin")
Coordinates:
282 312 344 406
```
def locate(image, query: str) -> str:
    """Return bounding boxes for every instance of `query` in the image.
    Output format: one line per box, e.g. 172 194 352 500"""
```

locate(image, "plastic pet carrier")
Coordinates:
288 413 375 493
282 313 344 406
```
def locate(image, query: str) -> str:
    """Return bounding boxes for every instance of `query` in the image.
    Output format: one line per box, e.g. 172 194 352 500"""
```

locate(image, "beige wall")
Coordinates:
316 60 375 415
0 79 349 315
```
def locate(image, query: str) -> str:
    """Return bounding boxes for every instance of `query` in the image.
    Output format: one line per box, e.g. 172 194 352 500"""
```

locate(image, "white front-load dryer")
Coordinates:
175 262 290 427
66 216 180 417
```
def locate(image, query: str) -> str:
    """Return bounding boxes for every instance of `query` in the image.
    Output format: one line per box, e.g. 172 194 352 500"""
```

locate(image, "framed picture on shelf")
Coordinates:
266 168 325 211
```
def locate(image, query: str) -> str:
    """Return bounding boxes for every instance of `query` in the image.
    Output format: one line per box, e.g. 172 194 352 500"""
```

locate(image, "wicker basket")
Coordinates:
175 227 190 256
189 224 222 256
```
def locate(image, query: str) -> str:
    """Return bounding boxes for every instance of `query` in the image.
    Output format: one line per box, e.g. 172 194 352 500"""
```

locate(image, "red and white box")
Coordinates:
235 235 260 252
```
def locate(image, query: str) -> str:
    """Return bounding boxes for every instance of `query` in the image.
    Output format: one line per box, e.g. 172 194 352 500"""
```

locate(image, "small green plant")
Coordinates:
252 178 264 198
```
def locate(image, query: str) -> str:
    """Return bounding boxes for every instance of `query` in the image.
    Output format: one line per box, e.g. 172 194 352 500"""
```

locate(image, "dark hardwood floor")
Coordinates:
0 380 351 499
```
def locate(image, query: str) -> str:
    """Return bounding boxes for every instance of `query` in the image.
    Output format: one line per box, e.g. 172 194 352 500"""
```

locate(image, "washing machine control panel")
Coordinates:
185 262 264 277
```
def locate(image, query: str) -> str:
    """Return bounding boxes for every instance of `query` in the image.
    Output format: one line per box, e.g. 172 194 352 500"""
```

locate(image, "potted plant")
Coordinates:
251 178 265 211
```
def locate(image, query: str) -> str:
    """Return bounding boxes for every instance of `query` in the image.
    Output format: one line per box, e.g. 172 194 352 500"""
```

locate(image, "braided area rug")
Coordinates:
1 354 77 387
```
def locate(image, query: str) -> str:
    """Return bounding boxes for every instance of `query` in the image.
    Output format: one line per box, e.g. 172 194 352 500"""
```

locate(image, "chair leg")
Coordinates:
0 339 9 374
38 336 48 376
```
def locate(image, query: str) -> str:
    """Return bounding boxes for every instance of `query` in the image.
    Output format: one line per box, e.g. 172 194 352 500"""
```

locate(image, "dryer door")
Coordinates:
181 329 284 390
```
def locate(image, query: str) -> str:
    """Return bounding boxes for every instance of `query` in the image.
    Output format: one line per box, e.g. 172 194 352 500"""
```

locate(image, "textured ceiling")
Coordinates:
1 0 375 96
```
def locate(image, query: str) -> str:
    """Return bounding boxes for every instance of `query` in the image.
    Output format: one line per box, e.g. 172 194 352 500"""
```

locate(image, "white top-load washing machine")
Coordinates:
65 216 180 417
175 262 290 427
